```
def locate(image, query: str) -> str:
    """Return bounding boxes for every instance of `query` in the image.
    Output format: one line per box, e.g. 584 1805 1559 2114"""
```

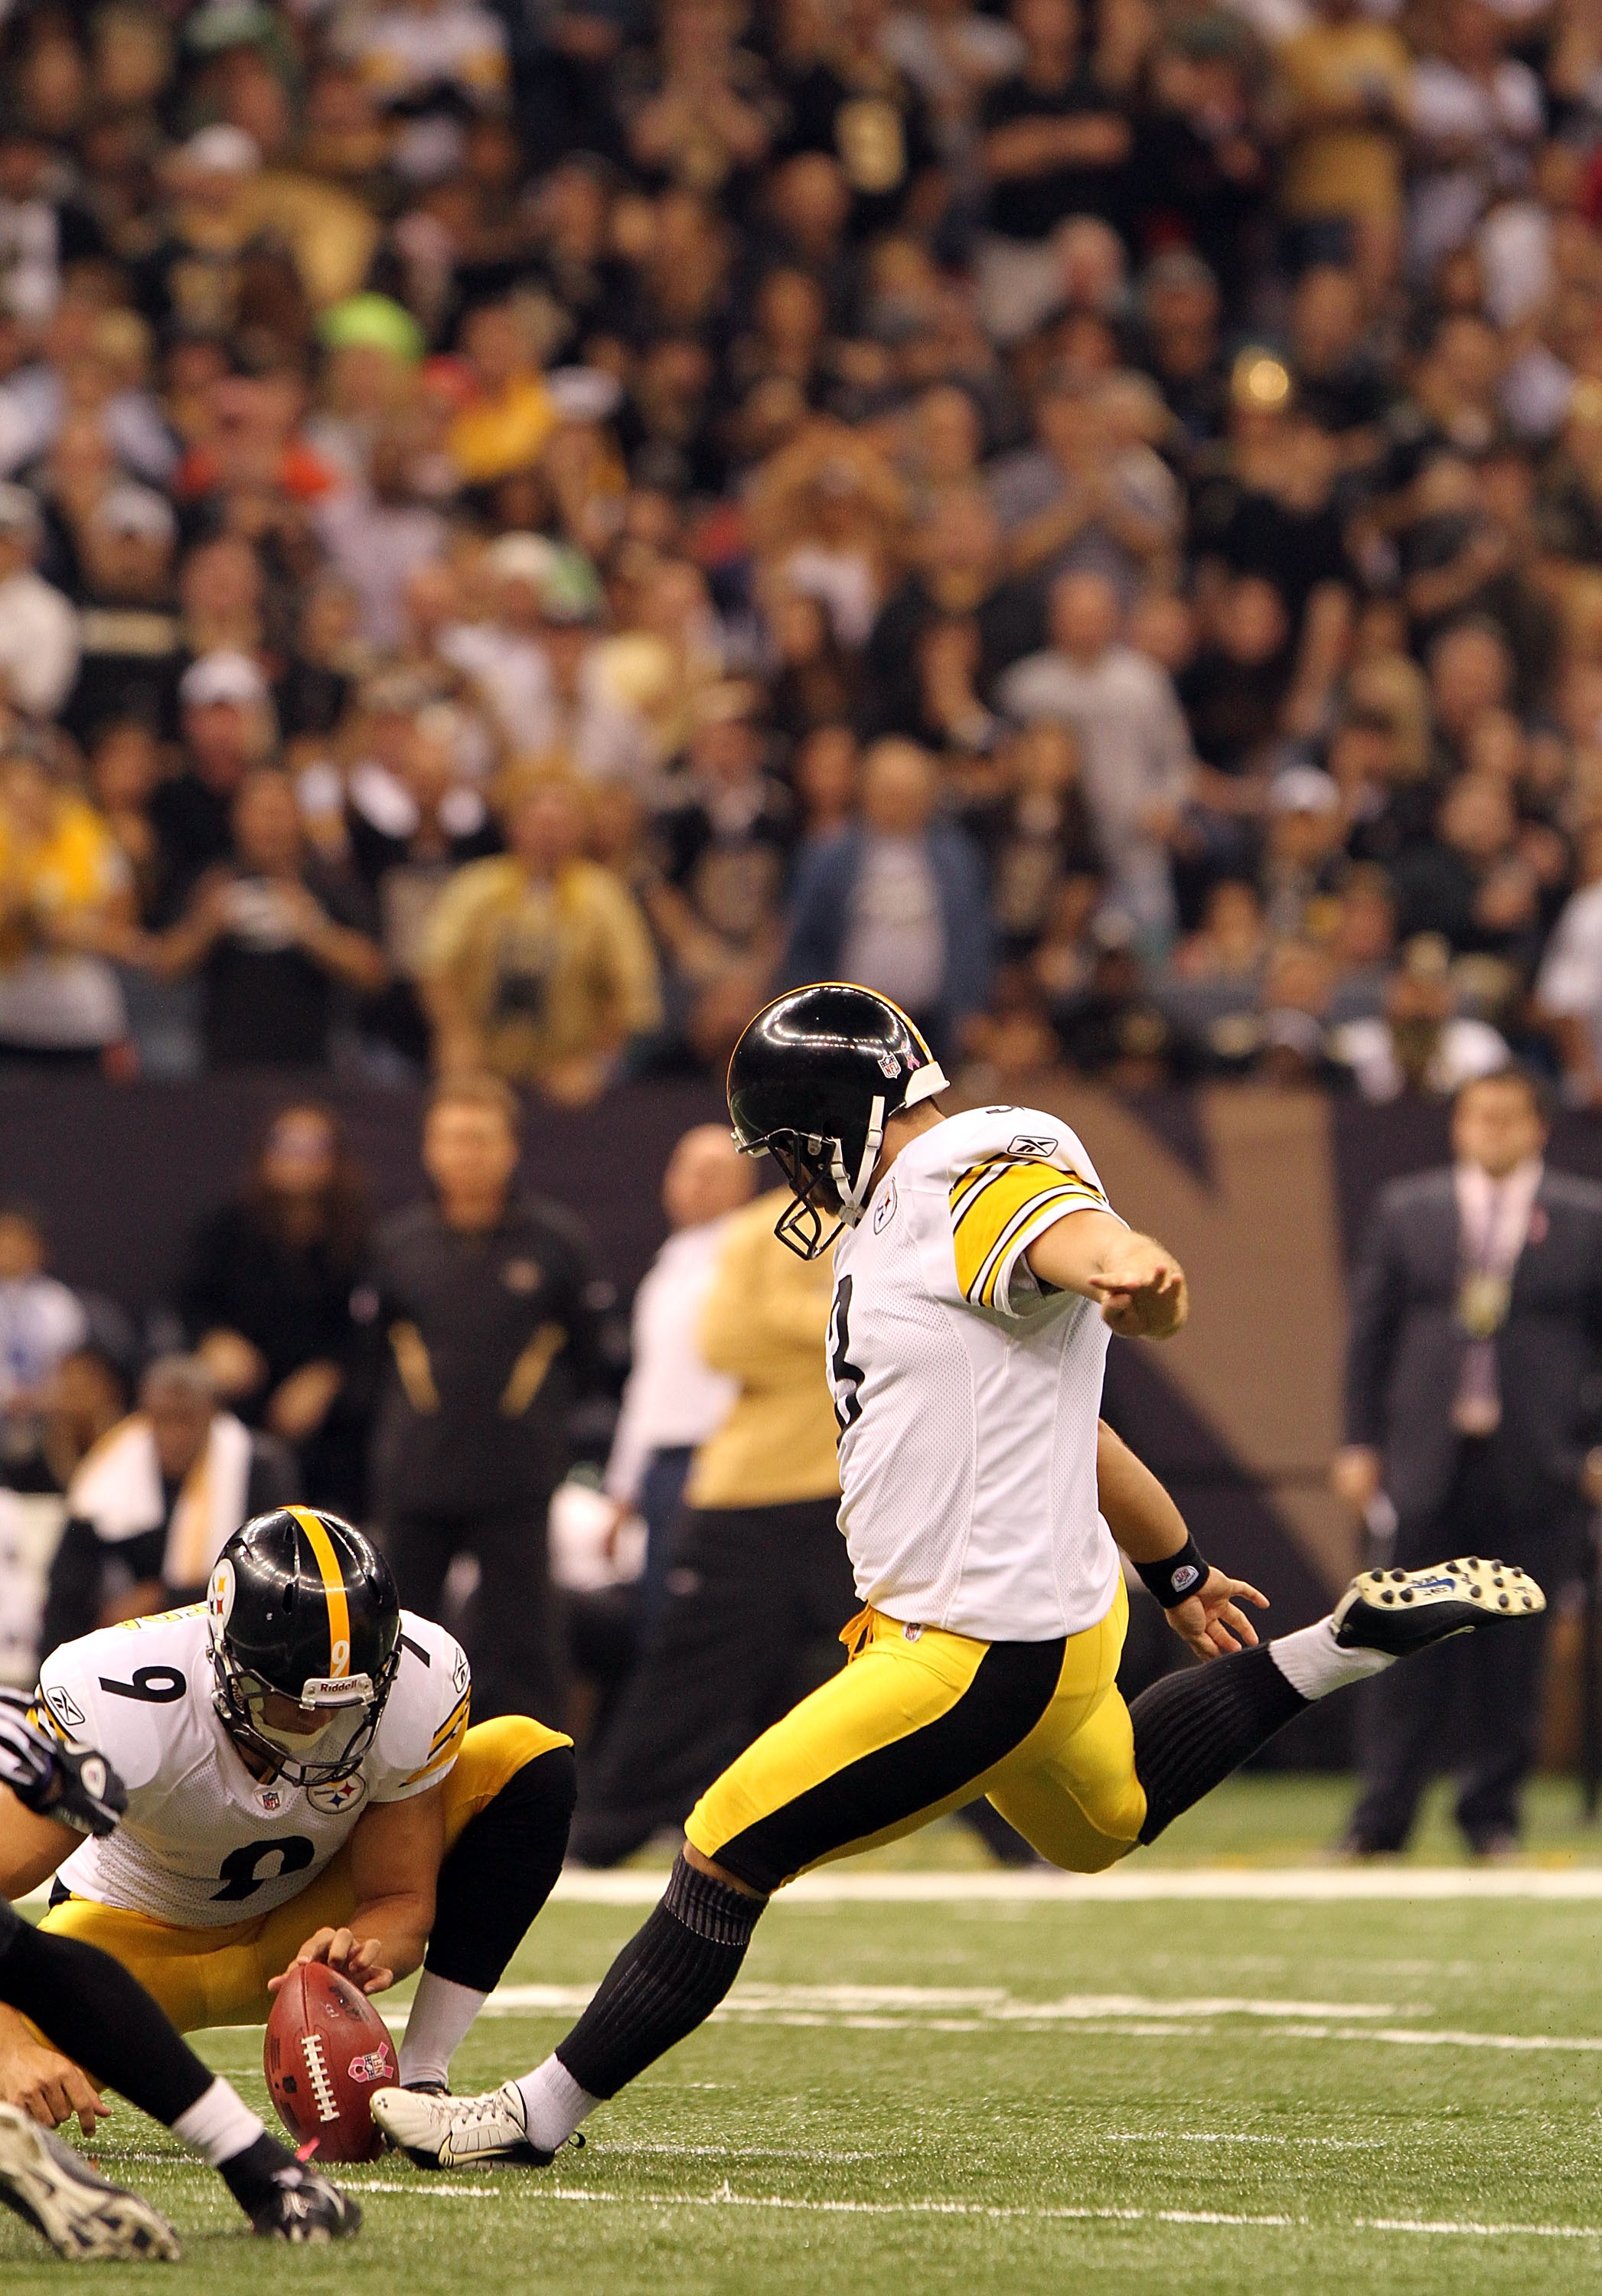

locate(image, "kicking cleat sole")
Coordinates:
0 2102 181 2261
1333 1557 1545 1656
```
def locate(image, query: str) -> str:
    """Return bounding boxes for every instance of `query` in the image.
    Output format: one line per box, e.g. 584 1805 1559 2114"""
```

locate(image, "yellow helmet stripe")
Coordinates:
291 1507 351 1679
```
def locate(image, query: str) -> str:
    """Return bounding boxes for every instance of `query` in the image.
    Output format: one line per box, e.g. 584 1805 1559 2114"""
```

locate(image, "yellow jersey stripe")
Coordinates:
403 1707 469 1787
291 1508 351 1679
29 1699 69 1743
948 1158 1013 1224
951 1160 1106 1303
972 1186 1101 1308
429 1687 471 1752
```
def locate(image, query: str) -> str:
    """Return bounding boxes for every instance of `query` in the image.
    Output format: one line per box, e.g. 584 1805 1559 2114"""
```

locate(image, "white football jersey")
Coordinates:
34 1605 471 1928
828 1104 1124 1643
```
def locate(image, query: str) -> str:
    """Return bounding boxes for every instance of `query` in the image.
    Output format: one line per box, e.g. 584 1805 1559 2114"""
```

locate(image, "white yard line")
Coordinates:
332 2178 1602 2242
344 1978 1600 2057
551 1864 1602 1905
480 1982 1421 2021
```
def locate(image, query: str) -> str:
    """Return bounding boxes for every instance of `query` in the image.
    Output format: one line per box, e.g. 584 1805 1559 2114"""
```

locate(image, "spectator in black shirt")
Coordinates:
176 1103 373 1516
1389 771 1545 964
143 768 387 1069
977 0 1133 344
866 488 1045 725
148 651 275 925
772 0 943 244
1287 264 1392 455
1196 413 1352 634
1134 249 1228 456
369 1073 602 1724
60 484 184 744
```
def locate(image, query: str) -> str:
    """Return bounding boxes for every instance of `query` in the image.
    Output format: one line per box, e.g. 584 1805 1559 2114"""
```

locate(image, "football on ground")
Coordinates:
264 1961 396 2164
6 1778 1602 2296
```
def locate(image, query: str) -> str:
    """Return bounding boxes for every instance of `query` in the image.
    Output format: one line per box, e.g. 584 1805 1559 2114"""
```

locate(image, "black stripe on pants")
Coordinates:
714 1636 1067 1896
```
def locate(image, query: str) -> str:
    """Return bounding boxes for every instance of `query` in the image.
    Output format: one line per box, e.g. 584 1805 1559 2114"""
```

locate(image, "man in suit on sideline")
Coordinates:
1333 1066 1602 1856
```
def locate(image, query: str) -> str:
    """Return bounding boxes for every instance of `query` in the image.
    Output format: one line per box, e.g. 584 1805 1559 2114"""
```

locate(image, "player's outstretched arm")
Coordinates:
1026 1212 1189 1339
269 1787 443 1999
1096 1420 1268 1662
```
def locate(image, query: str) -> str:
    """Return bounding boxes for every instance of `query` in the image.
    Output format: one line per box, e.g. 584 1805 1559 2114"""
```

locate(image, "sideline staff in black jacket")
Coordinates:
369 1074 599 1725
1336 1067 1602 1855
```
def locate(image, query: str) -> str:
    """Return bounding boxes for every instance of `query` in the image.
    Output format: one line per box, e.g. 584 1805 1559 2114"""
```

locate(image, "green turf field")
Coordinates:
6 1777 1602 2296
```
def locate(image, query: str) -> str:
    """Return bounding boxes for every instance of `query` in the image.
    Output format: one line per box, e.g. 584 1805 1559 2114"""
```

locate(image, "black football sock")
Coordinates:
0 1917 301 2211
400 1744 576 2087
0 1919 214 2123
214 2132 302 2215
554 1854 763 2100
1130 1644 1308 1844
426 1744 576 1992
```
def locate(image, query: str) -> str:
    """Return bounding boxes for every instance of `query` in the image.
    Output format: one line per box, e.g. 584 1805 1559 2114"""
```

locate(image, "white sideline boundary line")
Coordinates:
551 1865 1602 1905
20 1864 1602 1918
339 2180 1602 2242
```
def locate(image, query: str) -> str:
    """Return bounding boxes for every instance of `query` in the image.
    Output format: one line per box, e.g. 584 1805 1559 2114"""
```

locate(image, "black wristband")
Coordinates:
1134 1536 1210 1609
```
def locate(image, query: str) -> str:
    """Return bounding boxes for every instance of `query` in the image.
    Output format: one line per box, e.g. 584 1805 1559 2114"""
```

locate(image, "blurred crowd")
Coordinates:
11 0 1602 1097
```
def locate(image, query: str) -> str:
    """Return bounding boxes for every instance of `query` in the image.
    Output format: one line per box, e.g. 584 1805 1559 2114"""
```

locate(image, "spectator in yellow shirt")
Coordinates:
447 302 559 487
0 751 134 1070
1277 0 1411 295
419 771 663 1101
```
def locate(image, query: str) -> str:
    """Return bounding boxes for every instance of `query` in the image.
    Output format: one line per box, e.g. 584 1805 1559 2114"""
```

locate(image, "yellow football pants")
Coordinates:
686 1580 1147 1895
39 1714 566 2032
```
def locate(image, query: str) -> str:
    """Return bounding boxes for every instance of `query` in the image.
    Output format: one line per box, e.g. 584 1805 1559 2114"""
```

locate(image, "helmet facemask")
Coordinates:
740 1092 888 1260
210 1635 400 1786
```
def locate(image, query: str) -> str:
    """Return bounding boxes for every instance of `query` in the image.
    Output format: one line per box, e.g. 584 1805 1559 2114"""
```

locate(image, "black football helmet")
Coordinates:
206 1509 401 1787
727 983 948 1257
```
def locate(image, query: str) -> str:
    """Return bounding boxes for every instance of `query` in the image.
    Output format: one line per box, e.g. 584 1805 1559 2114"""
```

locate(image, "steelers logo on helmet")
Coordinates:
726 983 948 1259
207 1508 401 1789
207 1557 236 1634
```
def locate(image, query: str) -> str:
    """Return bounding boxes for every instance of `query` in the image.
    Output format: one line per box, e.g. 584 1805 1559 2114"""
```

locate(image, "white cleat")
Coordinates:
369 2082 555 2170
0 2102 181 2261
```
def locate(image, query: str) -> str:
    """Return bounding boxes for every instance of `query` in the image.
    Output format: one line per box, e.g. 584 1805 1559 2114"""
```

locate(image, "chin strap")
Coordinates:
827 1094 886 1228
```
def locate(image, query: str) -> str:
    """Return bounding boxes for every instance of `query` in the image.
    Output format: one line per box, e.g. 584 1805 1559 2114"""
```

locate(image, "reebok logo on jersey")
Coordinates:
44 1684 85 1732
1008 1135 1057 1159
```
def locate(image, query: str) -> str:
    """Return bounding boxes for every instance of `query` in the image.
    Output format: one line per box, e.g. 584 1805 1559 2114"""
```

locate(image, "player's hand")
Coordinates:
1088 1238 1189 1339
1 2033 111 2138
270 1927 394 1997
1166 1567 1269 1662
